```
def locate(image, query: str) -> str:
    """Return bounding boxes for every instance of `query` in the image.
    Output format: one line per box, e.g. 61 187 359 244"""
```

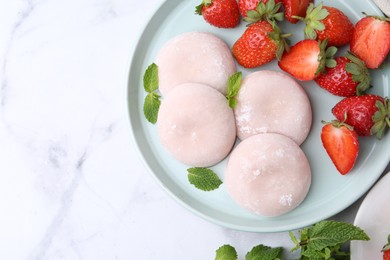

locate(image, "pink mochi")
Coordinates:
157 83 236 167
155 32 236 96
225 133 311 217
234 70 312 145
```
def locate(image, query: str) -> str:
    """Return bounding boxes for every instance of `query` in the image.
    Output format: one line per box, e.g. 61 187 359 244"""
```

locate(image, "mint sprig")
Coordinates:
290 220 370 259
143 63 161 124
226 71 242 108
187 167 222 191
215 244 238 260
246 244 283 260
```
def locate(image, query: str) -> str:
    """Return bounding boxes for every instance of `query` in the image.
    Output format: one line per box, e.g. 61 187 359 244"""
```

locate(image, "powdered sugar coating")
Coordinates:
157 83 236 167
234 70 312 145
225 133 311 217
156 32 236 96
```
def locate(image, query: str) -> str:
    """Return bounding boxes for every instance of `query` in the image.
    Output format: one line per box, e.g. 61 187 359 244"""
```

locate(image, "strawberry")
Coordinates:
300 4 354 47
383 235 390 260
283 0 313 24
241 0 284 24
278 39 337 81
314 52 371 97
238 0 283 18
321 120 359 175
350 14 390 69
332 95 390 139
195 0 240 28
232 21 290 68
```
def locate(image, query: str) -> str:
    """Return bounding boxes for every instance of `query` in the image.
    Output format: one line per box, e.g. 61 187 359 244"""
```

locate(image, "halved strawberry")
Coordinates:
238 0 283 18
321 120 359 175
195 0 240 28
383 235 390 260
278 39 337 81
300 3 354 47
332 95 390 139
233 21 290 68
314 52 371 97
350 14 390 69
283 0 313 24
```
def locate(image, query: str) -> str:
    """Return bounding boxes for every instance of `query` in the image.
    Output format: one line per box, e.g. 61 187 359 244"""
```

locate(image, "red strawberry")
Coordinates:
278 39 337 81
195 0 240 28
350 14 390 69
232 21 289 68
300 4 354 47
332 95 390 138
383 235 390 260
241 0 284 24
314 52 371 97
321 120 359 175
283 0 313 24
238 0 283 18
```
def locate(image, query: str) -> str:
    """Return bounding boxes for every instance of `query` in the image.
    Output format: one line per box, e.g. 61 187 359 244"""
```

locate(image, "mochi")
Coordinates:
225 133 311 217
157 83 236 167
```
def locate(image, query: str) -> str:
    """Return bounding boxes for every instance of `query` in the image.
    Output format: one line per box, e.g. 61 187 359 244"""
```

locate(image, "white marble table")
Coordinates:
0 1 389 259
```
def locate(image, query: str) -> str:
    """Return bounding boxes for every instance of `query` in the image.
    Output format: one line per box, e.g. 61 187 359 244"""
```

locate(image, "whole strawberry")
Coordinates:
314 52 371 97
350 14 390 69
238 0 283 18
278 39 337 81
195 0 240 28
383 235 390 260
321 119 359 175
283 0 313 24
241 0 284 24
332 95 390 139
232 21 290 68
300 3 354 47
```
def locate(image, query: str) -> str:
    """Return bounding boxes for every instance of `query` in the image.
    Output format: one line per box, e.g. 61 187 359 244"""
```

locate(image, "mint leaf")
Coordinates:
306 220 370 251
215 244 237 260
143 63 161 124
187 167 222 191
143 92 161 124
226 72 242 108
143 63 159 92
245 244 282 260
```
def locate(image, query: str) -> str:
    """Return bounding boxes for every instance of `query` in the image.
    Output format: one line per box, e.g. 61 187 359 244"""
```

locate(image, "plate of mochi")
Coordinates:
127 0 390 232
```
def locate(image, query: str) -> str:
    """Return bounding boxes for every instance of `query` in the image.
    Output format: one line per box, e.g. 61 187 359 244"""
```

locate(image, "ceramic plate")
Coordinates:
127 0 390 232
351 171 390 259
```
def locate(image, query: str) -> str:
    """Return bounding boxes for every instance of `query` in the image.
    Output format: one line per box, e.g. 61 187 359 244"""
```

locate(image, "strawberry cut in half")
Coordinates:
278 39 337 81
321 120 359 175
383 235 390 260
332 95 390 139
195 0 240 28
314 52 371 97
350 14 390 69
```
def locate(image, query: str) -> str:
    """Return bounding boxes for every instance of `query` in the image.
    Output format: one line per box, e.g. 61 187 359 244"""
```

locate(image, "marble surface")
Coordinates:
0 1 389 259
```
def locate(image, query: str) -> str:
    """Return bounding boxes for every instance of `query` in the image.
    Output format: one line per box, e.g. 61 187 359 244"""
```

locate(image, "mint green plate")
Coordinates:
127 0 390 232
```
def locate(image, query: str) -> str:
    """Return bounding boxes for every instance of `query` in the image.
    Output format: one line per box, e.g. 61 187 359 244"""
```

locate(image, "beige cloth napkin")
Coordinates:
372 0 390 16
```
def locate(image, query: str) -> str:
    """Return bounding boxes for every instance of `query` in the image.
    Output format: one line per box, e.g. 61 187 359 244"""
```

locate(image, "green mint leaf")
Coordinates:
245 244 282 260
143 92 161 124
143 63 159 93
187 167 222 191
215 244 237 260
226 72 242 108
306 220 370 251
